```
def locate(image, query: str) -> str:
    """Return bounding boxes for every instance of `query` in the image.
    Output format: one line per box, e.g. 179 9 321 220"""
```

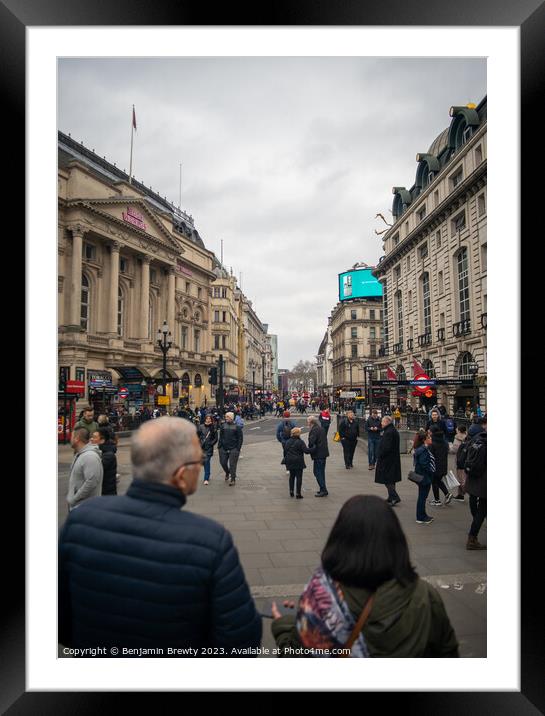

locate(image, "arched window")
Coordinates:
458 352 474 378
117 287 124 337
80 273 90 330
396 365 406 381
422 359 436 378
421 273 431 334
457 248 470 322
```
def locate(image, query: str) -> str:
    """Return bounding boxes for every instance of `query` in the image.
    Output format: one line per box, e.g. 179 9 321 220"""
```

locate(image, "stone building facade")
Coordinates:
373 98 487 413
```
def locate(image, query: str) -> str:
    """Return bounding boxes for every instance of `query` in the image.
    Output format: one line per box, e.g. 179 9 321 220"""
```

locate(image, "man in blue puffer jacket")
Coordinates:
59 416 262 656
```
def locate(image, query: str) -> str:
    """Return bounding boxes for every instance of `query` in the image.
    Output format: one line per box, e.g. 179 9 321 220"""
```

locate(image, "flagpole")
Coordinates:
179 163 182 209
129 105 135 184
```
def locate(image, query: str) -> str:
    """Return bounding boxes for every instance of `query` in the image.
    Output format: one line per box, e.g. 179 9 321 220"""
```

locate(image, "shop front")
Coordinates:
87 370 118 414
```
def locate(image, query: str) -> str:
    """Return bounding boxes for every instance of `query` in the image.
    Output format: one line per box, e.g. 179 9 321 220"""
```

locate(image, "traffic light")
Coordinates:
59 367 68 393
208 367 218 385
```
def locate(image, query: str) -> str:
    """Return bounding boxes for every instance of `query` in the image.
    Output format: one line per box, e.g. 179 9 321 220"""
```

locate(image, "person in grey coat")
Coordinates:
67 427 104 511
374 416 402 505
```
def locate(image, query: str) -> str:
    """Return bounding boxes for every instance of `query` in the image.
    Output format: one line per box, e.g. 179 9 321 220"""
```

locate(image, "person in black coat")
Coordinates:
283 427 311 498
59 416 262 654
197 414 218 485
218 412 243 486
91 427 118 496
428 429 452 506
374 417 402 505
307 416 329 496
338 410 360 469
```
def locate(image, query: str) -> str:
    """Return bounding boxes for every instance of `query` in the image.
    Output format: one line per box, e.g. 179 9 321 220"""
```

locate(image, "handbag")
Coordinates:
407 470 425 484
338 594 375 658
443 469 460 491
333 431 341 442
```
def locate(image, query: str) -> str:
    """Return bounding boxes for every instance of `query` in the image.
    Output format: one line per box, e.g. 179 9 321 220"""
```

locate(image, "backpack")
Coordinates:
464 436 486 478
445 418 455 433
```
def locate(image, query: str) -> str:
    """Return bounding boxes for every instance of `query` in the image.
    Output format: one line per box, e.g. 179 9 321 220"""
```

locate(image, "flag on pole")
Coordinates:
387 365 397 381
132 106 137 130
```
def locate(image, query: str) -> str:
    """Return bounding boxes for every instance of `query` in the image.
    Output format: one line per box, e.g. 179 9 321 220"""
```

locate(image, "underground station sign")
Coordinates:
373 379 474 387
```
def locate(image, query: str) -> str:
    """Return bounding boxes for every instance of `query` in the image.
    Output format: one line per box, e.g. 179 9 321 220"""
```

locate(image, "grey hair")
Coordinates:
225 412 234 420
307 416 319 426
131 416 197 484
382 415 393 425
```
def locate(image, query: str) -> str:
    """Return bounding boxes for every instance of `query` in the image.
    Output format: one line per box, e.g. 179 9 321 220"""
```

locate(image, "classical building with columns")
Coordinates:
373 97 487 413
238 295 270 401
210 260 241 401
58 131 217 412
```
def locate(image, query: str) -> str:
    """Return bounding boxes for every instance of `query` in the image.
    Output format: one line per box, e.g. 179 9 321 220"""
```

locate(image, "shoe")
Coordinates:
453 494 465 501
444 492 453 505
203 480 209 485
368 465 373 470
345 465 350 469
296 494 304 499
290 492 294 497
229 479 236 486
428 499 442 506
466 535 486 550
416 517 434 524
392 498 401 506
370 464 375 470
315 491 328 497
224 474 230 481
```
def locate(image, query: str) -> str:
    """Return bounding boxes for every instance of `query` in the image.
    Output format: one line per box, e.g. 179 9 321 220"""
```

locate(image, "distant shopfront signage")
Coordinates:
122 206 147 231
87 370 113 387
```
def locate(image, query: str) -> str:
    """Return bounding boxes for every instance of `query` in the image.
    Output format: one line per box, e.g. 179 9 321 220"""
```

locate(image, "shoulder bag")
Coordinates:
407 470 425 484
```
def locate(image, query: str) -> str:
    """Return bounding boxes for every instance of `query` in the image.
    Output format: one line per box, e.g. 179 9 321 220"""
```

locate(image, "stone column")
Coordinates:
167 267 176 342
140 255 151 340
69 227 85 327
108 242 121 335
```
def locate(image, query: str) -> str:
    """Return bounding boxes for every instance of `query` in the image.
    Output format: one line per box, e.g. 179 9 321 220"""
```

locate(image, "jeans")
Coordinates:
368 437 380 466
203 456 211 481
218 448 240 480
288 469 303 496
469 495 487 537
313 459 327 492
417 482 432 520
342 439 357 467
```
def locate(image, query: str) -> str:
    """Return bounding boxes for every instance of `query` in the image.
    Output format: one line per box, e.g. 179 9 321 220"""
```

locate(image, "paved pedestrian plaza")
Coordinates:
58 416 486 657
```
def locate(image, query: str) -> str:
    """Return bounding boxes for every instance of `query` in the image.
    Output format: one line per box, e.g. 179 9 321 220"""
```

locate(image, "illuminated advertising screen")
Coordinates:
339 268 383 301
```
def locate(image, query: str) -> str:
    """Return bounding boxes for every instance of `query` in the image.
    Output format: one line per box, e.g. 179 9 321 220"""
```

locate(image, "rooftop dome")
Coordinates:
427 126 449 158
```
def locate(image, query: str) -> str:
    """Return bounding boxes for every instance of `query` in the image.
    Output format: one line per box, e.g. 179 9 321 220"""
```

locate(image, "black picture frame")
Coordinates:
11 0 543 710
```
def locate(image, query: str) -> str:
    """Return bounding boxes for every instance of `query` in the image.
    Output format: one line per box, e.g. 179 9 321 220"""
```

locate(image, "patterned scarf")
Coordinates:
296 567 370 657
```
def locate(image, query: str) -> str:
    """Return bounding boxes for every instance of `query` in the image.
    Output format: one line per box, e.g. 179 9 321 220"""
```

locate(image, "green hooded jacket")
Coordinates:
271 577 459 658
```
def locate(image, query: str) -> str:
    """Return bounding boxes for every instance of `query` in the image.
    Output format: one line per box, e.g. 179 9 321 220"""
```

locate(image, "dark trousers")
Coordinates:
386 483 400 502
417 482 432 520
367 437 380 466
313 459 327 492
342 439 357 467
289 469 303 496
432 473 449 500
469 495 487 537
218 448 240 480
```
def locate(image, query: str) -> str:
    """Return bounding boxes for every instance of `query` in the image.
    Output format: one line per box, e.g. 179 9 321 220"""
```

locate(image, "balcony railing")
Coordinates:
437 328 445 342
407 338 414 352
453 319 471 337
417 332 432 347
481 313 487 329
393 341 403 355
378 345 389 357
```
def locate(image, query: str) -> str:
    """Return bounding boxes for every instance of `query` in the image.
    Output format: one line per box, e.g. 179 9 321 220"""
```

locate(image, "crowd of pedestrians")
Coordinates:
60 396 485 658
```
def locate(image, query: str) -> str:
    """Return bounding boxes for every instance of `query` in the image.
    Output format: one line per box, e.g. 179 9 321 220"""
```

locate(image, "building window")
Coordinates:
436 230 442 249
222 335 227 349
351 310 357 320
457 248 470 322
370 344 376 358
481 244 487 273
442 360 447 375
351 327 357 339
370 327 376 339
396 291 403 343
475 144 483 166
214 310 219 323
422 273 431 334
422 359 436 379
393 233 399 246
458 352 474 378
406 256 411 272
408 290 412 312
433 190 439 208
185 282 190 294
194 330 200 353
117 287 124 336
120 258 129 274
150 269 157 284
351 344 358 358
462 126 473 144
427 172 435 185
418 242 428 260
213 287 220 297
394 265 401 281
80 274 89 330
222 311 227 323
181 326 188 350
452 212 466 234
417 205 427 223
213 334 220 349
198 287 202 300
478 193 486 217
83 243 96 261
450 167 464 190
222 287 227 298
369 309 375 320
405 221 409 236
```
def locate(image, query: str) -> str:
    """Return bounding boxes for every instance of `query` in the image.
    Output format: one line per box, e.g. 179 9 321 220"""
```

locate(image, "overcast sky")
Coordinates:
58 57 486 369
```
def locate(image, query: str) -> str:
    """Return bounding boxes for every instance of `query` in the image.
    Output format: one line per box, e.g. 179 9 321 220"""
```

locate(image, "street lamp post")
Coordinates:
156 320 172 409
364 364 374 413
468 361 479 412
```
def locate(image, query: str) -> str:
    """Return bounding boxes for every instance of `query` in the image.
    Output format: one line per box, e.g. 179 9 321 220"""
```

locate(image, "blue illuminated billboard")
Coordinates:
339 268 383 301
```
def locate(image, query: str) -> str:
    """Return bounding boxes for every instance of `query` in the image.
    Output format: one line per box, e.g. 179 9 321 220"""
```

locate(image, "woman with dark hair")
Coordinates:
271 495 459 657
428 429 452 506
413 430 434 524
